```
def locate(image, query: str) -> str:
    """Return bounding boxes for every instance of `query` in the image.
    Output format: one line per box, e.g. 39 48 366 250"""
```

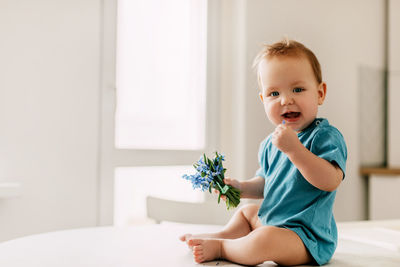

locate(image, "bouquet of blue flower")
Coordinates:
182 152 241 210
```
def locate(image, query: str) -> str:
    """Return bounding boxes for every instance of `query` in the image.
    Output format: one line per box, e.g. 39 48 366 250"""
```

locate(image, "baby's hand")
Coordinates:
272 122 301 153
223 178 241 190
213 178 241 201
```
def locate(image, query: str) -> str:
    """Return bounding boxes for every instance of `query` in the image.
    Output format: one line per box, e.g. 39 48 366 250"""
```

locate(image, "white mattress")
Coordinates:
0 221 399 266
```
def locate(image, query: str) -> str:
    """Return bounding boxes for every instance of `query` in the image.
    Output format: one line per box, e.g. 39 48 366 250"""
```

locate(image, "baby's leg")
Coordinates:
188 225 312 266
179 204 261 243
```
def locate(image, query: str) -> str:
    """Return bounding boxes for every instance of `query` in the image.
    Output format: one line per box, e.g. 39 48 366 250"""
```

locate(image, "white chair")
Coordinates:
146 196 237 225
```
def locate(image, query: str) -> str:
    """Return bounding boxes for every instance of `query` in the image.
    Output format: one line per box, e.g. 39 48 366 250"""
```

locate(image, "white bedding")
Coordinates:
0 220 399 266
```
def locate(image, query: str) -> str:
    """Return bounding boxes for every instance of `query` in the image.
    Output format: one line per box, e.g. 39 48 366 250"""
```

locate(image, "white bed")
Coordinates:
0 220 400 266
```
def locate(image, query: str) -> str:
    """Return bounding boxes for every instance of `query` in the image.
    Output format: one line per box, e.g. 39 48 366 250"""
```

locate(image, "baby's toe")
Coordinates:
193 246 203 254
179 233 192 242
187 238 203 247
193 249 205 263
194 255 205 263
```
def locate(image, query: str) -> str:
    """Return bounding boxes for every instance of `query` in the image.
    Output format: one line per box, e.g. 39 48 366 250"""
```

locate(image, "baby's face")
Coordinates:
258 55 326 132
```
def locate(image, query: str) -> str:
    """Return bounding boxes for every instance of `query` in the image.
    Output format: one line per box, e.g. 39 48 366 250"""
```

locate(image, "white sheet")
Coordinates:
0 221 399 266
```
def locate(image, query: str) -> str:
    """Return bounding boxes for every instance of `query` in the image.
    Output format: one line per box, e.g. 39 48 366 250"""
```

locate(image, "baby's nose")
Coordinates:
281 95 294 105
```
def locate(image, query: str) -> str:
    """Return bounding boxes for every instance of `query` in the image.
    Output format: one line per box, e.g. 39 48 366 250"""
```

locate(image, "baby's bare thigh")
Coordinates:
251 226 312 265
240 206 312 265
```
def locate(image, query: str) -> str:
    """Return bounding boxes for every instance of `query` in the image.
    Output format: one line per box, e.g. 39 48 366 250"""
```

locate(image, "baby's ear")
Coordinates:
318 82 327 105
259 92 264 102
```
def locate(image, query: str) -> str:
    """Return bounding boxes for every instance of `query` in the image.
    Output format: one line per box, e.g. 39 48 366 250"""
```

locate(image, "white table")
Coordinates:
1 221 400 266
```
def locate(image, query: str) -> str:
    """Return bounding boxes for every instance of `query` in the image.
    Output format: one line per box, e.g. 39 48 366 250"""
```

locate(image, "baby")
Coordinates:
180 38 347 266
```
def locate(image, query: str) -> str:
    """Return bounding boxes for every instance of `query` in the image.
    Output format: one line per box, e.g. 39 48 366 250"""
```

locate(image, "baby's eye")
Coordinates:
293 87 304 93
270 91 279 97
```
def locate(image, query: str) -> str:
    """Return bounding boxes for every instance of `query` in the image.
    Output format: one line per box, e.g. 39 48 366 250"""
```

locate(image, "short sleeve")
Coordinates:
255 167 265 178
310 127 347 178
255 137 270 178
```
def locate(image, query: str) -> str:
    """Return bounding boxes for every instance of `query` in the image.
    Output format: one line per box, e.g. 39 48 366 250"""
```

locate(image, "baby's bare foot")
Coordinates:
179 232 223 248
179 234 194 249
187 238 222 263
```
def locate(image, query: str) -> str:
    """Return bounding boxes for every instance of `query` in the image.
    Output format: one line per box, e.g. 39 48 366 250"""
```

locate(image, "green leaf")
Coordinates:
209 161 215 172
207 158 213 167
218 192 221 204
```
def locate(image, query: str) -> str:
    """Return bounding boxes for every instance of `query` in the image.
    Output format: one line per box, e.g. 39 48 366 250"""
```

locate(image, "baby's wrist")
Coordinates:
285 141 303 158
237 181 243 191
230 180 241 191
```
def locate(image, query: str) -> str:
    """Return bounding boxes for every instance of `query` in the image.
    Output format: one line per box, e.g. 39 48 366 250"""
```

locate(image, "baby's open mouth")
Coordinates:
282 112 300 119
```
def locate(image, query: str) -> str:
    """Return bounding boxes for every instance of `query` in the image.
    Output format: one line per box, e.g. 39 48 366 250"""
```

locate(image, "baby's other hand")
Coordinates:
272 122 301 153
223 178 241 190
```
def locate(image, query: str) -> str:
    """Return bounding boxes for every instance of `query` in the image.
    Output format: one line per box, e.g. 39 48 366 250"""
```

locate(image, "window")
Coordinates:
100 0 218 226
115 0 207 150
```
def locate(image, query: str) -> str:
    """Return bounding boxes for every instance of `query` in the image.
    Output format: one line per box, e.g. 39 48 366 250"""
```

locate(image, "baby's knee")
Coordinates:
240 203 259 214
239 204 261 227
240 203 260 218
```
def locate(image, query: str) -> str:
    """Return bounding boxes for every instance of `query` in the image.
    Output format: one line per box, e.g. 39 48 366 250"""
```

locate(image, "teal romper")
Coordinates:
256 118 347 265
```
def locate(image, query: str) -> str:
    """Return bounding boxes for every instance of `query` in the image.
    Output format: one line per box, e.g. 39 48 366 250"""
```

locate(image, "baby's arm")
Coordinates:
273 124 343 192
224 176 265 199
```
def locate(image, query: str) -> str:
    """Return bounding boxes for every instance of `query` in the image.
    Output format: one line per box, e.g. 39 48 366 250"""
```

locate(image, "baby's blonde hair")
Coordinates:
253 38 322 89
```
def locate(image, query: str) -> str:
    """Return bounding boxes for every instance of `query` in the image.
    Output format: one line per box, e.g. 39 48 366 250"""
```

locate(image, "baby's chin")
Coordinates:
283 122 307 133
270 117 310 132
274 120 303 130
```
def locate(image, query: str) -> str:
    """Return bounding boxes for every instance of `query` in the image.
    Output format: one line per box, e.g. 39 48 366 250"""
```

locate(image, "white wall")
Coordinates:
388 0 400 167
0 0 388 242
0 0 100 241
220 0 385 221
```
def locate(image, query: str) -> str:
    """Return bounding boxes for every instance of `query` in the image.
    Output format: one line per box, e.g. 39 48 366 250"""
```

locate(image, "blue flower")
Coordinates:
182 152 240 209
